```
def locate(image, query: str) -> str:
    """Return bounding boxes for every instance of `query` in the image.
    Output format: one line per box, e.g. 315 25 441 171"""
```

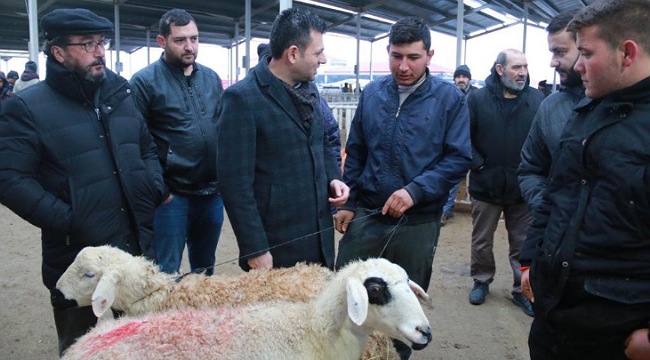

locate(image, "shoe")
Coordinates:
469 282 489 305
512 293 534 317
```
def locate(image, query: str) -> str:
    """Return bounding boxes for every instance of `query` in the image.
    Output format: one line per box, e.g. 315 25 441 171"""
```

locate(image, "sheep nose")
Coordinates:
420 325 432 342
411 325 432 350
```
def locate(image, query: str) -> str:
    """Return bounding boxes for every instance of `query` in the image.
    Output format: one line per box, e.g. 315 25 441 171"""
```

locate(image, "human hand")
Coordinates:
328 179 350 207
521 268 534 303
624 328 650 360
162 194 174 204
382 189 414 218
247 252 273 270
333 209 355 234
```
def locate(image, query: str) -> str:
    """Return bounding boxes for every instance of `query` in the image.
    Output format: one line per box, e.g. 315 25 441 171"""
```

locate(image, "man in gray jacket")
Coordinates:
131 9 224 276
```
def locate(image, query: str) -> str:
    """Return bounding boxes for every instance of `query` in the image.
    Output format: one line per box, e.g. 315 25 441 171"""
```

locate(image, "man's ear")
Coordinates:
51 46 66 64
621 40 638 67
286 45 300 64
426 49 434 66
495 63 504 76
156 34 166 49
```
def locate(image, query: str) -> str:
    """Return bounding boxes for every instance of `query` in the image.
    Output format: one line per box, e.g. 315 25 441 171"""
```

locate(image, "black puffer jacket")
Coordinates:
130 55 223 195
467 64 545 205
530 77 650 317
0 58 165 291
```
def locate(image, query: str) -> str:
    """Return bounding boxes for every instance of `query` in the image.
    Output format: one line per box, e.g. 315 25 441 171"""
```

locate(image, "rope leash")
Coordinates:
132 208 406 306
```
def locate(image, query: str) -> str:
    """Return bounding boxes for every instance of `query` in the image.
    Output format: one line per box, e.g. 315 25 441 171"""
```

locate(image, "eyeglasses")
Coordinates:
65 38 111 53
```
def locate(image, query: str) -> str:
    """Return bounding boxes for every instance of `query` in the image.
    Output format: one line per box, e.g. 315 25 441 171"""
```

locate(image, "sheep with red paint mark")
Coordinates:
61 258 433 360
57 246 401 360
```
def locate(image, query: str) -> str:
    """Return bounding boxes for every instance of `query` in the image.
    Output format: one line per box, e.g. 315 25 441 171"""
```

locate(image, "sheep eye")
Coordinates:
83 272 95 278
367 284 382 296
364 277 391 305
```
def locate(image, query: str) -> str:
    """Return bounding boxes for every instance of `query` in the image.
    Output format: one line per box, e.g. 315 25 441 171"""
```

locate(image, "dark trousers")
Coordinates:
335 207 440 291
53 305 98 356
529 277 649 360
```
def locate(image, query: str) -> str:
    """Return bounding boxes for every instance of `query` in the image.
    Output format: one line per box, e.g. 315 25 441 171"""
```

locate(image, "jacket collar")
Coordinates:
253 58 315 136
159 53 198 78
45 57 101 105
45 57 124 106
575 76 650 113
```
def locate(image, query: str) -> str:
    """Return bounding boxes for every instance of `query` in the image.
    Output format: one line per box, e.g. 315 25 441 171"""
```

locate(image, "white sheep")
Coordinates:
57 246 402 360
61 258 432 360
56 245 332 318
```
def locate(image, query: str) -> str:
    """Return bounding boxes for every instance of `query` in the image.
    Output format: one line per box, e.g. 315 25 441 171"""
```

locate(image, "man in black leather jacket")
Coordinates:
131 9 224 276
0 9 165 355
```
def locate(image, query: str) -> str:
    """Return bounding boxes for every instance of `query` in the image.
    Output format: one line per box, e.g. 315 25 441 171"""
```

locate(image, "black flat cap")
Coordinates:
41 8 113 40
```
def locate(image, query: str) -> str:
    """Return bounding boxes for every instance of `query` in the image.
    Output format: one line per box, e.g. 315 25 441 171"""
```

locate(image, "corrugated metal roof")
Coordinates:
1 0 596 54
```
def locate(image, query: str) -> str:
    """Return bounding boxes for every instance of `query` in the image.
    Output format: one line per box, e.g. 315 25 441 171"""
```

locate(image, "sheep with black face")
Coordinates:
61 258 432 360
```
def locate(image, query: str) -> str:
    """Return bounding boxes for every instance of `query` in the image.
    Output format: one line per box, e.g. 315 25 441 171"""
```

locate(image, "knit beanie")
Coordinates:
453 65 472 80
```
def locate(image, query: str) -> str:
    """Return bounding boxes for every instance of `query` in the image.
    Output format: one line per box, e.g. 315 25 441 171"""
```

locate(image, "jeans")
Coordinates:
442 181 462 215
154 193 224 275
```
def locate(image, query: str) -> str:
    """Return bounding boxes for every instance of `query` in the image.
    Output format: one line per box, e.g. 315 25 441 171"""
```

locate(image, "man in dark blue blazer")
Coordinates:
216 8 348 271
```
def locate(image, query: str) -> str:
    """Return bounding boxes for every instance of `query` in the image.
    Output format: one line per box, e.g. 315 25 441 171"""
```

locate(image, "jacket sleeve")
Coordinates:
129 73 167 201
319 97 342 169
0 97 72 232
341 91 368 210
468 92 486 170
136 110 167 204
405 93 472 204
129 73 152 123
216 88 269 259
518 107 552 212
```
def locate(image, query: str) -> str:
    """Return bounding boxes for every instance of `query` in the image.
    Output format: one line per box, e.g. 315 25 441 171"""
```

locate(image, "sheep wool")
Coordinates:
57 246 400 360
61 258 432 360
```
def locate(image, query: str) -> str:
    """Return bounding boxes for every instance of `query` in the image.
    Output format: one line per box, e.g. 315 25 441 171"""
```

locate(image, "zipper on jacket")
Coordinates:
95 107 101 121
396 105 401 118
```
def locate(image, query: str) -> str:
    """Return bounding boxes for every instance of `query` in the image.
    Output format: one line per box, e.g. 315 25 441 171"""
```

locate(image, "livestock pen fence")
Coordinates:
323 91 471 208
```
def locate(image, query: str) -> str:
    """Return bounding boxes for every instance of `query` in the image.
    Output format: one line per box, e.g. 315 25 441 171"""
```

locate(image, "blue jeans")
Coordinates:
443 181 462 215
154 193 224 275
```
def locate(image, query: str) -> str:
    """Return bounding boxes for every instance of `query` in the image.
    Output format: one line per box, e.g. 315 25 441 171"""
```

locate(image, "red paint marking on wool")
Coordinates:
82 320 146 357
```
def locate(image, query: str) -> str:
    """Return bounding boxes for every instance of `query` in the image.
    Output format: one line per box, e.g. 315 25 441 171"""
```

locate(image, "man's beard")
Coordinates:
167 50 196 69
501 72 526 92
76 58 106 83
557 60 582 88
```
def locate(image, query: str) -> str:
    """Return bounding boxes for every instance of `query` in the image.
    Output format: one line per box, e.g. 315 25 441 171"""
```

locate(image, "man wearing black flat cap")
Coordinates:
0 8 166 355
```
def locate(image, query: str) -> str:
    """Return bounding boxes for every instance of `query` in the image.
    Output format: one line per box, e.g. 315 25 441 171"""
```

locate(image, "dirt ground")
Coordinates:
0 203 531 359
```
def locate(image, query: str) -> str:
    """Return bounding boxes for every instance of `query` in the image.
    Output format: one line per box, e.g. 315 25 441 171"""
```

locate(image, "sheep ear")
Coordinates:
409 280 434 309
346 278 368 325
91 271 117 318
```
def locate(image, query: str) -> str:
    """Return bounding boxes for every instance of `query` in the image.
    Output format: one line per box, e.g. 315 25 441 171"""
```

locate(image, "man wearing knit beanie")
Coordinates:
441 64 477 226
453 64 477 95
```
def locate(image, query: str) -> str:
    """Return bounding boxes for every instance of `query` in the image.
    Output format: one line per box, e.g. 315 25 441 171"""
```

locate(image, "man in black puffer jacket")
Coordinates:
0 9 165 355
466 49 544 316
